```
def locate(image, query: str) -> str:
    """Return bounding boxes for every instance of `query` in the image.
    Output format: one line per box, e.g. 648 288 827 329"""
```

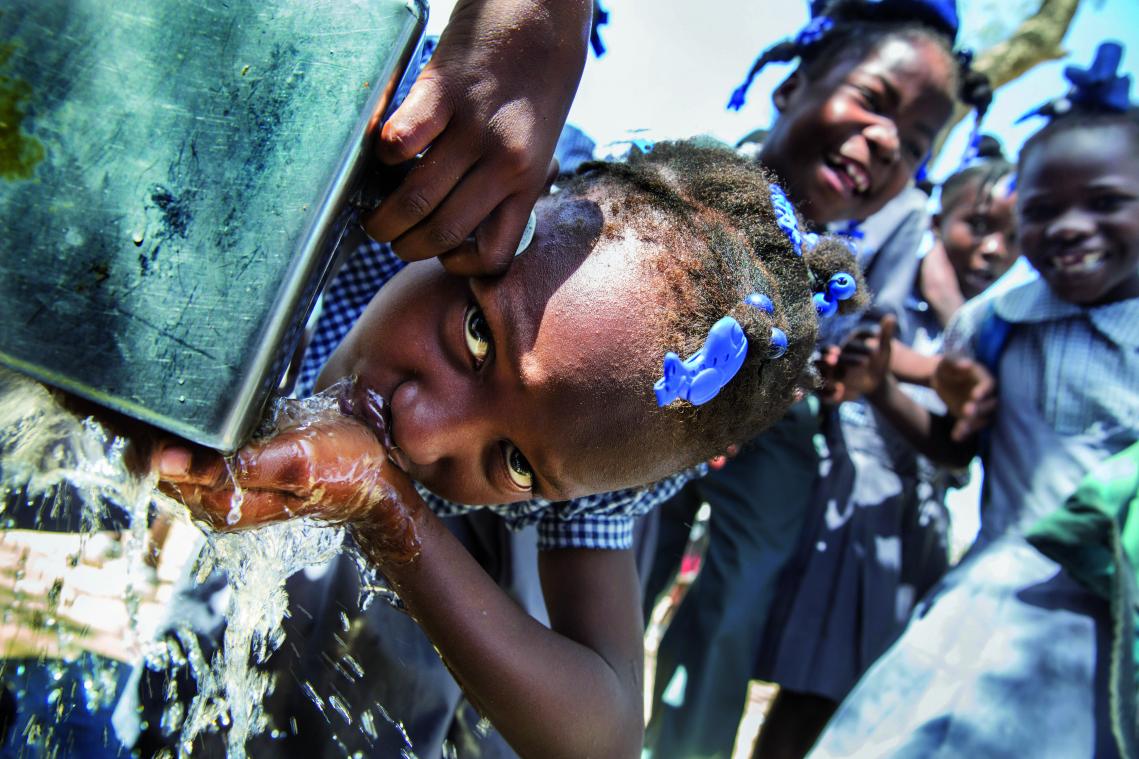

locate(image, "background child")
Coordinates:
810 41 1139 757
152 142 867 758
749 147 1019 759
642 2 991 756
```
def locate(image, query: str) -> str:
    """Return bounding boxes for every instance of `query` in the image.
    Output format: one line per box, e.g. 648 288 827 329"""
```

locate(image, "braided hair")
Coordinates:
939 135 1012 214
564 141 867 468
730 0 992 134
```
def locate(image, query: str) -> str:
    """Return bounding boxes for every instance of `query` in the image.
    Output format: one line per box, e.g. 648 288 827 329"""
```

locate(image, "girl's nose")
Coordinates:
864 122 901 165
975 233 1007 263
389 378 486 467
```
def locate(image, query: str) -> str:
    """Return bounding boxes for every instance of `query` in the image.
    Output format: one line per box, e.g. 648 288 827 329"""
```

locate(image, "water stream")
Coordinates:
0 367 382 757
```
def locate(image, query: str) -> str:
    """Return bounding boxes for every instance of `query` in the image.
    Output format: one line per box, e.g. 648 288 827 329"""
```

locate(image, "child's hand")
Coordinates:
156 385 425 563
817 315 896 404
840 314 897 401
932 357 998 442
363 0 591 277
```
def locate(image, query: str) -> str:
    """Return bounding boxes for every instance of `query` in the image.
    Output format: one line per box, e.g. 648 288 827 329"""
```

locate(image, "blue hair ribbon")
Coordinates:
1017 41 1132 124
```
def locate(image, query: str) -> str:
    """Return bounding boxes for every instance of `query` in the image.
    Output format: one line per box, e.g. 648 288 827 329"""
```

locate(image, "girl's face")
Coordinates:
936 173 1018 300
761 36 955 225
318 194 678 506
1017 124 1139 306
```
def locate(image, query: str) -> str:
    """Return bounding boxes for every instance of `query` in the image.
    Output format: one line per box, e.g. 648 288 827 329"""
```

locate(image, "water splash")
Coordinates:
0 368 351 757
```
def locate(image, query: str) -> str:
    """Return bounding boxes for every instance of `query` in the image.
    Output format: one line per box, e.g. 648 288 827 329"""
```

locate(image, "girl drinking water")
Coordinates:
154 142 866 759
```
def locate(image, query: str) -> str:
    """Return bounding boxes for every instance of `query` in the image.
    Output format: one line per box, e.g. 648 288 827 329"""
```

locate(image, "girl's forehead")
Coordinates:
1021 124 1139 188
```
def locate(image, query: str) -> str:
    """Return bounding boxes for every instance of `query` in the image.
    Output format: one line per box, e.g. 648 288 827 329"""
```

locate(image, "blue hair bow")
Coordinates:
809 0 958 40
1018 41 1132 123
654 316 749 407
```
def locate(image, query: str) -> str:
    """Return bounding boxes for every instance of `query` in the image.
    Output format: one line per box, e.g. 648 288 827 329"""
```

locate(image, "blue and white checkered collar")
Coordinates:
995 277 1139 348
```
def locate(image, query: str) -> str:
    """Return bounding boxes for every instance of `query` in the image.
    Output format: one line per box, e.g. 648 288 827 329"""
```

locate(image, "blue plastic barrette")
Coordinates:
813 272 857 318
654 316 749 407
1018 41 1132 123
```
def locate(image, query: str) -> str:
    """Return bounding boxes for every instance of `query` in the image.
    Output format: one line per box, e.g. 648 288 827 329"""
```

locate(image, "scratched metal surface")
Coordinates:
0 0 425 451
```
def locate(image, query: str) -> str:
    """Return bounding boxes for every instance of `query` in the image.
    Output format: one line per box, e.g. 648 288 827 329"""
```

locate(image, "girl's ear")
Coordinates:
772 71 806 113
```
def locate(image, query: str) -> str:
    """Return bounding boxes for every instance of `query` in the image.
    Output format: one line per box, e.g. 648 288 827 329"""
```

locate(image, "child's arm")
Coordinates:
888 341 941 386
837 315 980 468
867 368 976 468
364 516 645 759
156 406 644 758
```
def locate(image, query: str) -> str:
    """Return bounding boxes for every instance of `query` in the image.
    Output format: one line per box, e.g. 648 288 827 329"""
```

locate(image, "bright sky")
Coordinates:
426 0 1139 180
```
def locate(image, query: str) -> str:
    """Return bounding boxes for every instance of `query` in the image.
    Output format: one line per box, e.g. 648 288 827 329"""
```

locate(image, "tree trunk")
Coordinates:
934 0 1083 158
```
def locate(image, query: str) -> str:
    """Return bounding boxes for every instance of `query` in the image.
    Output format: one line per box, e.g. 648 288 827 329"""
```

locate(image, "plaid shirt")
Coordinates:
298 236 697 551
944 277 1139 438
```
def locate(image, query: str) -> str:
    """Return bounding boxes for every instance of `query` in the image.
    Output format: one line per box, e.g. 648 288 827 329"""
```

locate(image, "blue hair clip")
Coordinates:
914 154 931 183
654 316 749 407
746 293 788 358
813 272 857 319
1018 41 1132 123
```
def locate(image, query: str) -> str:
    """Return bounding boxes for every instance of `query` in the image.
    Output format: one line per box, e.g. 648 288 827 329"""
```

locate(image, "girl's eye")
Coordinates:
1089 194 1130 213
856 85 882 112
967 215 990 236
504 444 534 490
464 304 492 368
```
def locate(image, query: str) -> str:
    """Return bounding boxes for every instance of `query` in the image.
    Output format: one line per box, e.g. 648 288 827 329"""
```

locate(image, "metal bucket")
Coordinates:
0 0 426 451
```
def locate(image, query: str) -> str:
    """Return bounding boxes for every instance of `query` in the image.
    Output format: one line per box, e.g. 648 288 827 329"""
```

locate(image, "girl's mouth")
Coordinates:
387 445 412 473
1046 249 1107 275
823 153 870 197
962 270 995 293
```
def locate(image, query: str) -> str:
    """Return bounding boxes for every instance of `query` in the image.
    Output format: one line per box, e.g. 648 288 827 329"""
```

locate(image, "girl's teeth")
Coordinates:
1053 251 1105 272
842 162 867 193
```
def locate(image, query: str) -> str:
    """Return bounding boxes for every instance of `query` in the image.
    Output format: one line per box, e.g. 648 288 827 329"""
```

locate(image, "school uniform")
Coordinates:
753 264 958 703
810 279 1139 758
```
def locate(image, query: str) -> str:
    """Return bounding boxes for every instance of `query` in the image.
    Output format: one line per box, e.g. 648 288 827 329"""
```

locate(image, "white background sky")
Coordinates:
426 0 1139 180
